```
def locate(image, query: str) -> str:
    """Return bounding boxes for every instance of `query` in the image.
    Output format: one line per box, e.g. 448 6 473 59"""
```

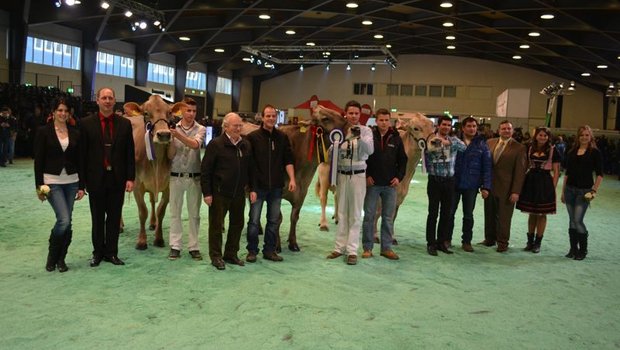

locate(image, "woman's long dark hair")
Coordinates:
530 126 552 155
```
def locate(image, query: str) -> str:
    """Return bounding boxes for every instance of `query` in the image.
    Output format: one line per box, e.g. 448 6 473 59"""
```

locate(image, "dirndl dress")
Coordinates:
516 147 560 215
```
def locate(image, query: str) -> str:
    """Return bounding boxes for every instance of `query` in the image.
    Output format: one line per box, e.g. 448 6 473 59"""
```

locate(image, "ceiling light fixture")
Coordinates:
346 2 359 8
125 10 133 17
440 2 453 8
371 64 376 71
528 31 541 37
540 14 555 20
385 44 392 48
581 72 591 77
214 48 225 53
519 44 530 49
259 14 270 20
139 21 147 29
101 1 110 9
179 36 190 41
346 63 351 71
362 20 373 26
306 42 315 46
374 34 384 39
285 30 296 35
443 21 454 27
597 65 608 69
299 64 304 71
447 45 456 50
512 55 522 60
446 35 455 40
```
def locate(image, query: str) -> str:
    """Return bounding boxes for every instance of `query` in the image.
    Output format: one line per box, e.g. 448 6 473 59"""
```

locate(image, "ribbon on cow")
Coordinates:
307 125 318 161
145 121 156 161
315 127 327 164
329 129 343 186
417 136 430 173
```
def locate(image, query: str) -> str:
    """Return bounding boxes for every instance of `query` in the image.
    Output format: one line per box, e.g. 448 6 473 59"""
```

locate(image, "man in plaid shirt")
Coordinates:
424 115 465 256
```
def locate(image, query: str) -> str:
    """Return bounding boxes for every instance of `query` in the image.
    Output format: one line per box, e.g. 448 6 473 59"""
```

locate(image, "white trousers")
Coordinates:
334 173 366 255
168 177 202 251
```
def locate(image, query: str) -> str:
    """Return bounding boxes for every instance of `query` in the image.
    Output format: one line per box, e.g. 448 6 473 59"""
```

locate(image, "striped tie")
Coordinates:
494 140 506 163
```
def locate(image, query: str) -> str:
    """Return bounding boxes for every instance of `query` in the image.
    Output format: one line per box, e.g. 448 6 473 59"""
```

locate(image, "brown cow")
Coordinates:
124 96 184 250
241 105 349 251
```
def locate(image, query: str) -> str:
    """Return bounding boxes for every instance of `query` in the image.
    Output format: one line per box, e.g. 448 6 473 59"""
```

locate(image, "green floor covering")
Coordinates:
1 158 619 349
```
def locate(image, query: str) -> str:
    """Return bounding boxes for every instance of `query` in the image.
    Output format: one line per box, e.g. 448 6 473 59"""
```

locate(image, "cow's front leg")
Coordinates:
135 191 149 250
148 192 156 230
152 189 169 247
288 207 300 252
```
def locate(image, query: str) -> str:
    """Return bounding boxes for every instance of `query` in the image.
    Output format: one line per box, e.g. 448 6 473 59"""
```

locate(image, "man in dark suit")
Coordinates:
482 120 527 252
80 87 135 266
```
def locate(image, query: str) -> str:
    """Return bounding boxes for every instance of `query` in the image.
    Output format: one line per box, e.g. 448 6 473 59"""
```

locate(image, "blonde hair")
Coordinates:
570 125 597 153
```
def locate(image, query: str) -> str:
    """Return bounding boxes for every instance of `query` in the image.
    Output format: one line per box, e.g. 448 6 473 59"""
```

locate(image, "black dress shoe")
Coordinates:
427 245 438 256
103 256 125 265
211 258 226 270
89 256 102 267
436 243 454 254
223 256 245 266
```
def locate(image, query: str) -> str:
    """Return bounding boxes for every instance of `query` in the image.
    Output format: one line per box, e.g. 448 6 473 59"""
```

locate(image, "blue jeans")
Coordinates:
247 188 282 254
47 182 79 236
564 186 590 234
449 188 478 244
362 185 396 251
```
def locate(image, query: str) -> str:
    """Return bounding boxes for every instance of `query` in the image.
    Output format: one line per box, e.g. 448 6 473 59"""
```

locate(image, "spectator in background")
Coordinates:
0 106 15 167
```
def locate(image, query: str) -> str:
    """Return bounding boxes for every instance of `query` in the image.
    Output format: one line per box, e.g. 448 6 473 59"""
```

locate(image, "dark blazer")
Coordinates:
201 134 252 198
33 123 83 189
79 114 135 192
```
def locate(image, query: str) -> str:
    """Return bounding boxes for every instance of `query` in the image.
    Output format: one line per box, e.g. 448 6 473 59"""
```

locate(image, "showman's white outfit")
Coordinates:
168 121 206 253
333 124 374 256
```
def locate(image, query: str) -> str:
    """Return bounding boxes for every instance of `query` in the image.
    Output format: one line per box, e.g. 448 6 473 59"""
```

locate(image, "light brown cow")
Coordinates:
124 96 184 250
241 105 349 251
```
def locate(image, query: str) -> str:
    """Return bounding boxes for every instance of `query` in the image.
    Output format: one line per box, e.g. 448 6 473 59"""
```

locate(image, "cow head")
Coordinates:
140 95 176 144
397 112 435 150
311 104 350 134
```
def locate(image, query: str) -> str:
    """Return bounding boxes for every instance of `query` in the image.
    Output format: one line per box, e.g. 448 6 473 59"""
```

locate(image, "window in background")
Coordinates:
148 62 175 85
353 83 374 95
186 71 207 91
96 52 134 79
443 85 457 97
216 77 232 95
429 85 443 97
25 36 81 70
387 84 399 96
415 85 427 96
400 84 413 96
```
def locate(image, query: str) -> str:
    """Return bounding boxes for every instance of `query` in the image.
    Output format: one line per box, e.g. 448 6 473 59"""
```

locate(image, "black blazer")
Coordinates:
33 123 83 189
79 114 135 192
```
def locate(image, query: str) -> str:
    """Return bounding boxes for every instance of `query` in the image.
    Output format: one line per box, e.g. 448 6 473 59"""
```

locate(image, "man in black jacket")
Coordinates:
80 87 135 267
245 105 296 263
201 112 252 270
361 109 407 260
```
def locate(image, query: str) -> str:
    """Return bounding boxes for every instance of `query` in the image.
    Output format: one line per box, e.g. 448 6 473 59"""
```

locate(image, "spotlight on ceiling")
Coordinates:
124 10 133 17
139 21 147 29
568 81 576 92
346 63 351 71
299 64 304 71
540 14 555 20
371 64 376 71
101 1 109 9
346 2 359 8
440 2 453 8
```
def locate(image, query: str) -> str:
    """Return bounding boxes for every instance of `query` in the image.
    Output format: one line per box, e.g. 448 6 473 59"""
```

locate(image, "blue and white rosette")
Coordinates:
329 129 343 186
145 121 156 161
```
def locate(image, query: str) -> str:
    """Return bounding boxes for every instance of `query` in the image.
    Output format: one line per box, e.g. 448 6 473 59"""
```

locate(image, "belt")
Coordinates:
170 172 201 178
338 169 365 175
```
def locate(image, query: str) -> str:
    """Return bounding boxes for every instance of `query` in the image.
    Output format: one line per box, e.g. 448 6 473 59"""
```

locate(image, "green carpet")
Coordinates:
1 158 619 349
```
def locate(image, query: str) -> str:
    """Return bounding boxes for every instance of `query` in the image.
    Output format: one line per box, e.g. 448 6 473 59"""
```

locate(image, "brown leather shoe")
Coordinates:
211 258 226 270
461 243 474 252
246 252 257 263
326 251 343 259
478 239 496 247
223 256 245 266
380 250 399 260
263 252 284 262
496 243 509 253
346 255 358 265
361 250 373 258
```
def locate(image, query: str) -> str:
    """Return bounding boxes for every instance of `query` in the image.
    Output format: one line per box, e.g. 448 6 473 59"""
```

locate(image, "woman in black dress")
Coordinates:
34 98 85 272
560 125 603 260
516 127 560 253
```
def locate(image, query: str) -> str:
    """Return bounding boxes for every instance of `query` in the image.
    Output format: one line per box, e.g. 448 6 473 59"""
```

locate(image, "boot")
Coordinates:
57 230 72 273
532 235 543 254
574 233 588 261
45 231 62 272
565 229 577 258
523 233 534 251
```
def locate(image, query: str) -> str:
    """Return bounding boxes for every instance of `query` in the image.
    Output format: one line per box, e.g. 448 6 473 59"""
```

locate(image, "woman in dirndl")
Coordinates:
516 127 560 253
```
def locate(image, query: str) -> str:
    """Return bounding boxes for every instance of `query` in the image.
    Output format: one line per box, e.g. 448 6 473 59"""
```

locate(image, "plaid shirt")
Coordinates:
425 136 466 177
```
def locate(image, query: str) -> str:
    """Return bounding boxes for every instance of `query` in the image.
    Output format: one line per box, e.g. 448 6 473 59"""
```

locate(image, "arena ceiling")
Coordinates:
3 0 620 92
